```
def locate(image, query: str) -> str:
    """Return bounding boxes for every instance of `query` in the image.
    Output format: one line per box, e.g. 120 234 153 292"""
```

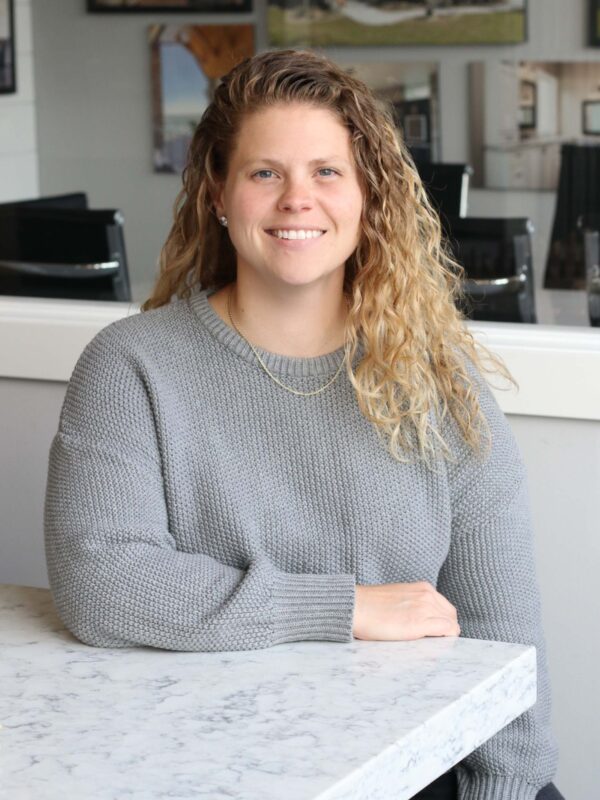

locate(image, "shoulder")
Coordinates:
91 297 189 349
75 297 194 370
61 299 194 432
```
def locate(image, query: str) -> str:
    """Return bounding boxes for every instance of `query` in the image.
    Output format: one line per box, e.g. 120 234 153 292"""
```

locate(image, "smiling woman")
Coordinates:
45 49 562 800
207 102 364 357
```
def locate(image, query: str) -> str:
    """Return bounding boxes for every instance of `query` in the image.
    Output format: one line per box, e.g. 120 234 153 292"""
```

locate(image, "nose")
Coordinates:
277 176 313 213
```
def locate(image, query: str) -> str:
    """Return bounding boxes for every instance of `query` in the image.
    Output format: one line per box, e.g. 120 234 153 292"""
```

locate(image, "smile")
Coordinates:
266 229 326 240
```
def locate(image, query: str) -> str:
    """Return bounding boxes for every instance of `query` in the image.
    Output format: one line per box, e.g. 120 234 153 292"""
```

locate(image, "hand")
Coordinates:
352 581 461 641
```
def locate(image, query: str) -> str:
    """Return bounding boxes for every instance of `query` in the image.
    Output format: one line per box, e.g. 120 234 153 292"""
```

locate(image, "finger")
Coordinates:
425 616 461 637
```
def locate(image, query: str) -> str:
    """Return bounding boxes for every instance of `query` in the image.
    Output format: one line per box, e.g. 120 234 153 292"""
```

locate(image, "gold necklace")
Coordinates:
226 285 347 397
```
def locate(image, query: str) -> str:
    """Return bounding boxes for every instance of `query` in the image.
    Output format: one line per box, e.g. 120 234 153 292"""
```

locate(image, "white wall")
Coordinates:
0 0 38 201
559 61 600 137
1 372 597 799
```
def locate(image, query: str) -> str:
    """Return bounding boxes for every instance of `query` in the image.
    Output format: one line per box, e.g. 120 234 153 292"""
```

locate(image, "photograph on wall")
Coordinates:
343 62 440 164
149 24 254 174
90 0 251 13
0 0 15 94
468 61 600 192
589 0 600 46
268 0 527 48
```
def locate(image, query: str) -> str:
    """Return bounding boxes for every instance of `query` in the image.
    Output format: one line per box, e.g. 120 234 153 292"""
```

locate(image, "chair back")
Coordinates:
441 216 537 324
416 162 473 219
0 197 131 302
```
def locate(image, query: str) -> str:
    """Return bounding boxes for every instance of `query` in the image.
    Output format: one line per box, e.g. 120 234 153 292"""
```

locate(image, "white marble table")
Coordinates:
0 585 537 800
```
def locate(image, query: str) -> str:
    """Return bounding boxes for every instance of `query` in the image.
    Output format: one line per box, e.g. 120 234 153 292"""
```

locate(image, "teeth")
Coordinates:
271 229 324 240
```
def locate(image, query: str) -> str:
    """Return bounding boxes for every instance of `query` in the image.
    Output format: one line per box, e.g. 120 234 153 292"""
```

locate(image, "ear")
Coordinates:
212 182 226 218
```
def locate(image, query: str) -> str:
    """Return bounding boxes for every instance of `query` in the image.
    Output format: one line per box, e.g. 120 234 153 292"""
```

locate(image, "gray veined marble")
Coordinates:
0 585 536 800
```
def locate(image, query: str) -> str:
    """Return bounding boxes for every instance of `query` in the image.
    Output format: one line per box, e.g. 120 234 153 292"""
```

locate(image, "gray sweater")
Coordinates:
44 287 558 800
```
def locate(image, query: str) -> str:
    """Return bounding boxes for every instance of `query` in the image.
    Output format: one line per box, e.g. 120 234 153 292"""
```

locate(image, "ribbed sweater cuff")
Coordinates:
270 571 356 645
456 768 540 800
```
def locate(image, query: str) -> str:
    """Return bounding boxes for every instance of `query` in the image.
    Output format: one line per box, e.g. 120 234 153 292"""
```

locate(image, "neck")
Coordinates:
223 279 349 358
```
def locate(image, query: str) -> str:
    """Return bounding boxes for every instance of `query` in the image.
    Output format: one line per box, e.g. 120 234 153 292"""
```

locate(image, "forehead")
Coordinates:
230 102 353 159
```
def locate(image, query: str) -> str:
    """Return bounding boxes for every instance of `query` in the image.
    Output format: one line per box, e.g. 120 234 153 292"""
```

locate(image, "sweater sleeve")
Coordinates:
43 323 356 652
436 363 559 800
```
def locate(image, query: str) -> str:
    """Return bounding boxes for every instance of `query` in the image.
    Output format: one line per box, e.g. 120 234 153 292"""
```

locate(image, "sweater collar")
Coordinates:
188 287 363 378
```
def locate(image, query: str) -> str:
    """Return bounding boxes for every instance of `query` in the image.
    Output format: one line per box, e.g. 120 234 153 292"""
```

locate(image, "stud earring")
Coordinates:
218 215 228 227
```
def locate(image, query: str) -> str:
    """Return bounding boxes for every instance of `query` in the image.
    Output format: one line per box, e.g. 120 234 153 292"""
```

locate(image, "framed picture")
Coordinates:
89 0 251 13
589 0 600 46
583 100 600 135
149 24 254 174
268 0 527 48
0 0 15 94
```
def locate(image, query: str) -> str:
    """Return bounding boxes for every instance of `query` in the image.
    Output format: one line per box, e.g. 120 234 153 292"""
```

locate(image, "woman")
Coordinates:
44 50 563 799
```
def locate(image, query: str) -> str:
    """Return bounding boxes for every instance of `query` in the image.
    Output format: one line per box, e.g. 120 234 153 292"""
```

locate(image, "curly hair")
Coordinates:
141 48 516 468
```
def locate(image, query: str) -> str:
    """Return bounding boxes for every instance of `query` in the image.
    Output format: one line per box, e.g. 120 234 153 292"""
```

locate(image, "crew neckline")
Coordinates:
188 288 363 378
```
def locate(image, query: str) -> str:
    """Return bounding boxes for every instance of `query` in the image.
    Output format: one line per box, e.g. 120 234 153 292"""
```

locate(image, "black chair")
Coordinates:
441 216 537 324
544 142 600 290
578 214 600 327
3 192 89 211
416 162 473 220
0 194 131 302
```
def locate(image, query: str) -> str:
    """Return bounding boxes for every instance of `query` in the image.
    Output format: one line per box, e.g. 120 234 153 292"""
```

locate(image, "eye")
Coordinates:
317 167 339 177
252 169 276 179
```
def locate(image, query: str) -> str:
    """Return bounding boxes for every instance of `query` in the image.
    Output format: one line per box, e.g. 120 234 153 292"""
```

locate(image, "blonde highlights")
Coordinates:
142 49 515 468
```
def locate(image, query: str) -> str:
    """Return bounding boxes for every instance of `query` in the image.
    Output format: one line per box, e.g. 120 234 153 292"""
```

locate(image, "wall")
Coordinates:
30 0 259 303
559 61 600 136
1 372 599 799
0 0 38 201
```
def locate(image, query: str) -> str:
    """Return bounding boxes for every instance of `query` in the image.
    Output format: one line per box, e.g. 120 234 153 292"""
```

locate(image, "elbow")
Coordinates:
48 567 131 649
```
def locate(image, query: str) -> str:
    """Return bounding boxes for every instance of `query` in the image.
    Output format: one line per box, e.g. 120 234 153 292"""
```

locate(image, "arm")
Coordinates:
44 322 356 652
436 363 559 800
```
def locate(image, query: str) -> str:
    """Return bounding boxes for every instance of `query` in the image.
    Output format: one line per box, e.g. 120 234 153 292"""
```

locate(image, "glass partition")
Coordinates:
1 0 599 327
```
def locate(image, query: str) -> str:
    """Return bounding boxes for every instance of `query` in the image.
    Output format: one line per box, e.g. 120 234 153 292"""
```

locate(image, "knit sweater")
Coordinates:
44 287 559 800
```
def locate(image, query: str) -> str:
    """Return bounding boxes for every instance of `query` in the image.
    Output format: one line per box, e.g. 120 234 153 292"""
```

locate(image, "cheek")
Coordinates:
340 194 364 237
332 184 363 222
229 190 256 223
225 181 268 223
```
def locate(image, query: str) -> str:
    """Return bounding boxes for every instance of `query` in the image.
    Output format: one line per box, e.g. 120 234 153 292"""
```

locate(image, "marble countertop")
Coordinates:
1 585 536 800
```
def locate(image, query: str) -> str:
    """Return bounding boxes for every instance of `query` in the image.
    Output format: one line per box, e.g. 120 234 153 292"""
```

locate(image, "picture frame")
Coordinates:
88 0 251 14
0 0 15 94
582 99 600 135
149 24 254 174
267 0 528 49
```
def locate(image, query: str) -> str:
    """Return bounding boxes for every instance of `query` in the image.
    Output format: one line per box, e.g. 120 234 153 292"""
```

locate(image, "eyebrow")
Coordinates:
241 157 351 168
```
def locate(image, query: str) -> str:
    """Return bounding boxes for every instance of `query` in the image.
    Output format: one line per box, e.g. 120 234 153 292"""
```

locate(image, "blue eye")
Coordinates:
253 169 275 179
252 167 338 179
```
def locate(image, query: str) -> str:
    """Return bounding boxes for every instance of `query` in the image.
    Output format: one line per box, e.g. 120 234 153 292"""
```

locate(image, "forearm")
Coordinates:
44 433 356 652
46 537 356 651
